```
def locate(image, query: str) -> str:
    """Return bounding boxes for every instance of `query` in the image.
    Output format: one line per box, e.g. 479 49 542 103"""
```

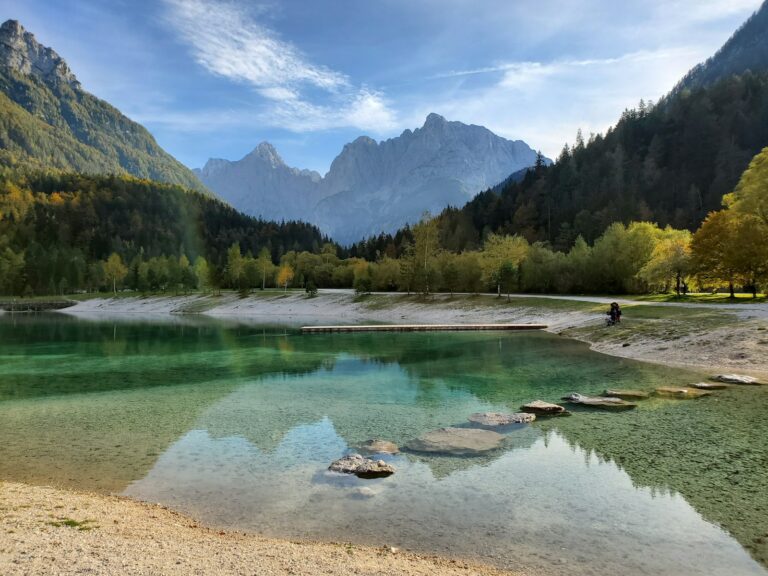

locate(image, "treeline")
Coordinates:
1 151 765 298
0 171 331 296
351 72 768 259
232 146 768 297
219 141 768 297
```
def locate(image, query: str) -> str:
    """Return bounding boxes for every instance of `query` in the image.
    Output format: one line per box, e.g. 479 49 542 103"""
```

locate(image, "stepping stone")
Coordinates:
359 439 399 454
562 393 637 410
328 454 396 479
690 381 729 390
520 400 569 415
712 374 762 385
405 427 504 456
468 412 536 427
655 386 711 399
603 389 650 400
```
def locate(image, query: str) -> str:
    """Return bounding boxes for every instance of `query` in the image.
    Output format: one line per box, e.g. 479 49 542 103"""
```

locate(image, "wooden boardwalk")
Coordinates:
301 323 547 334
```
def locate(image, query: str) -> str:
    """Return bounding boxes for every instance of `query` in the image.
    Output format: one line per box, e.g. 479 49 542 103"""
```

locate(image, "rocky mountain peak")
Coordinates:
249 141 285 166
197 116 544 244
423 112 447 128
0 19 80 89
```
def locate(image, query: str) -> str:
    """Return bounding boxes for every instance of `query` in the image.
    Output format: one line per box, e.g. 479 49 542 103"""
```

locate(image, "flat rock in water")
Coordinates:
468 412 536 427
603 389 650 400
359 439 399 454
405 427 505 455
328 454 396 479
690 381 729 390
712 374 761 385
562 393 637 410
520 400 568 415
655 386 711 399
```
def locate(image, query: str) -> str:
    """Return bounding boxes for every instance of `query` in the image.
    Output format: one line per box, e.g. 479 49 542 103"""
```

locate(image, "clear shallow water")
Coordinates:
1 314 767 575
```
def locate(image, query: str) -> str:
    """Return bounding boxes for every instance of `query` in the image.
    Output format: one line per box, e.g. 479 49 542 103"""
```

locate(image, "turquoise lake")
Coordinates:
0 314 766 575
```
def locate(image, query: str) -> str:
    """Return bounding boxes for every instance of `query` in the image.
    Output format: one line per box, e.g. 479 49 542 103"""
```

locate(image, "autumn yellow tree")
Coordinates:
638 227 692 294
276 264 295 291
226 243 245 290
726 146 768 224
103 253 128 295
481 233 529 296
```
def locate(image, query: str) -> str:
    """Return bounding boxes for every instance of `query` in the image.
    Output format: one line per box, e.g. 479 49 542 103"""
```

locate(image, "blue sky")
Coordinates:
1 0 763 172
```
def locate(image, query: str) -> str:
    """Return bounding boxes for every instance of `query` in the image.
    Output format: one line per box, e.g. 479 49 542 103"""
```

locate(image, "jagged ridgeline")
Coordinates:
354 1 768 256
0 20 206 192
0 172 329 296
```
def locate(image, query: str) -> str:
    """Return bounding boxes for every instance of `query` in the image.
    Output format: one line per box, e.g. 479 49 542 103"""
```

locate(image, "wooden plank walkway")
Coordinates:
301 323 548 334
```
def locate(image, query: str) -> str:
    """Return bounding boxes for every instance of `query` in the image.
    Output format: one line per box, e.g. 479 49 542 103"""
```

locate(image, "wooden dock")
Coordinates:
301 323 548 334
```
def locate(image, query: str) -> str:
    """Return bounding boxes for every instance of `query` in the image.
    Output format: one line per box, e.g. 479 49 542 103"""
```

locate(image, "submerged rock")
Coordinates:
690 381 729 390
359 439 399 455
562 393 637 410
603 389 650 400
405 427 505 455
468 412 536 427
655 386 711 399
349 487 378 499
520 400 569 415
712 374 761 385
328 454 396 479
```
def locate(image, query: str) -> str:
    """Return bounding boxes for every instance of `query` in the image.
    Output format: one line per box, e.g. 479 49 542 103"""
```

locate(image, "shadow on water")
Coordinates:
0 313 766 573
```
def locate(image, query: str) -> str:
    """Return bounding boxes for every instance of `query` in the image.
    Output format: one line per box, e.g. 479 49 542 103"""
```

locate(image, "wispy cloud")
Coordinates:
164 0 346 92
130 88 396 135
433 49 700 82
162 0 396 132
408 46 710 157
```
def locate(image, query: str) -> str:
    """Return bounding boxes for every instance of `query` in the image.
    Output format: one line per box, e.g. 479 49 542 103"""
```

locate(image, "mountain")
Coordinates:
350 5 768 258
675 1 768 93
194 142 323 221
196 113 543 244
0 20 205 192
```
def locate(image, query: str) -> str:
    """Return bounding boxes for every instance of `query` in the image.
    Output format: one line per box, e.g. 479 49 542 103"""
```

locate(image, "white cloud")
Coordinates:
410 46 709 158
164 0 346 90
163 0 397 133
130 88 397 134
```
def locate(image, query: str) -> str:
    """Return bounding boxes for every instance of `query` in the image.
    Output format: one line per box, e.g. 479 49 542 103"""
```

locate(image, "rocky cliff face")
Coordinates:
0 20 206 192
198 114 543 243
194 143 324 222
0 20 79 88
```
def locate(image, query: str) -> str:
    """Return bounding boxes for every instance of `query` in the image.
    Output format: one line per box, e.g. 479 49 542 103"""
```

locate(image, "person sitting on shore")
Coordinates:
606 302 621 326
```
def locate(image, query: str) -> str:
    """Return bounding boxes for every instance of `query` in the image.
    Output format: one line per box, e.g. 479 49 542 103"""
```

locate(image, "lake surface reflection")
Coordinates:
0 314 766 575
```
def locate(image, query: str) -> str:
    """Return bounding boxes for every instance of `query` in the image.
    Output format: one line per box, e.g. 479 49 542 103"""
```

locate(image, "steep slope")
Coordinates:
373 9 768 253
314 113 541 242
675 0 768 93
0 171 329 296
0 20 205 192
197 113 542 243
193 143 323 222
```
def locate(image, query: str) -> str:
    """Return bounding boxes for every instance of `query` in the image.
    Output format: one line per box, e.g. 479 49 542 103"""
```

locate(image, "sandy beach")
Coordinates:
0 482 522 576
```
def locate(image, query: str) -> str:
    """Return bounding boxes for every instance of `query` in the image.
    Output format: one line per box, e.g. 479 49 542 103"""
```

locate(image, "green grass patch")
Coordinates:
630 292 766 304
47 517 98 531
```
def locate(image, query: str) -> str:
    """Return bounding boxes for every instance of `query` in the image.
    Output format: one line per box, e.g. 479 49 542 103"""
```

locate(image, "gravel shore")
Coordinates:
0 482 523 576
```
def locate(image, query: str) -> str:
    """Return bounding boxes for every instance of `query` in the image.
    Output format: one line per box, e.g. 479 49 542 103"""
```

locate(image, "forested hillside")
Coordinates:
675 1 768 93
350 71 768 259
0 20 206 192
0 171 329 295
